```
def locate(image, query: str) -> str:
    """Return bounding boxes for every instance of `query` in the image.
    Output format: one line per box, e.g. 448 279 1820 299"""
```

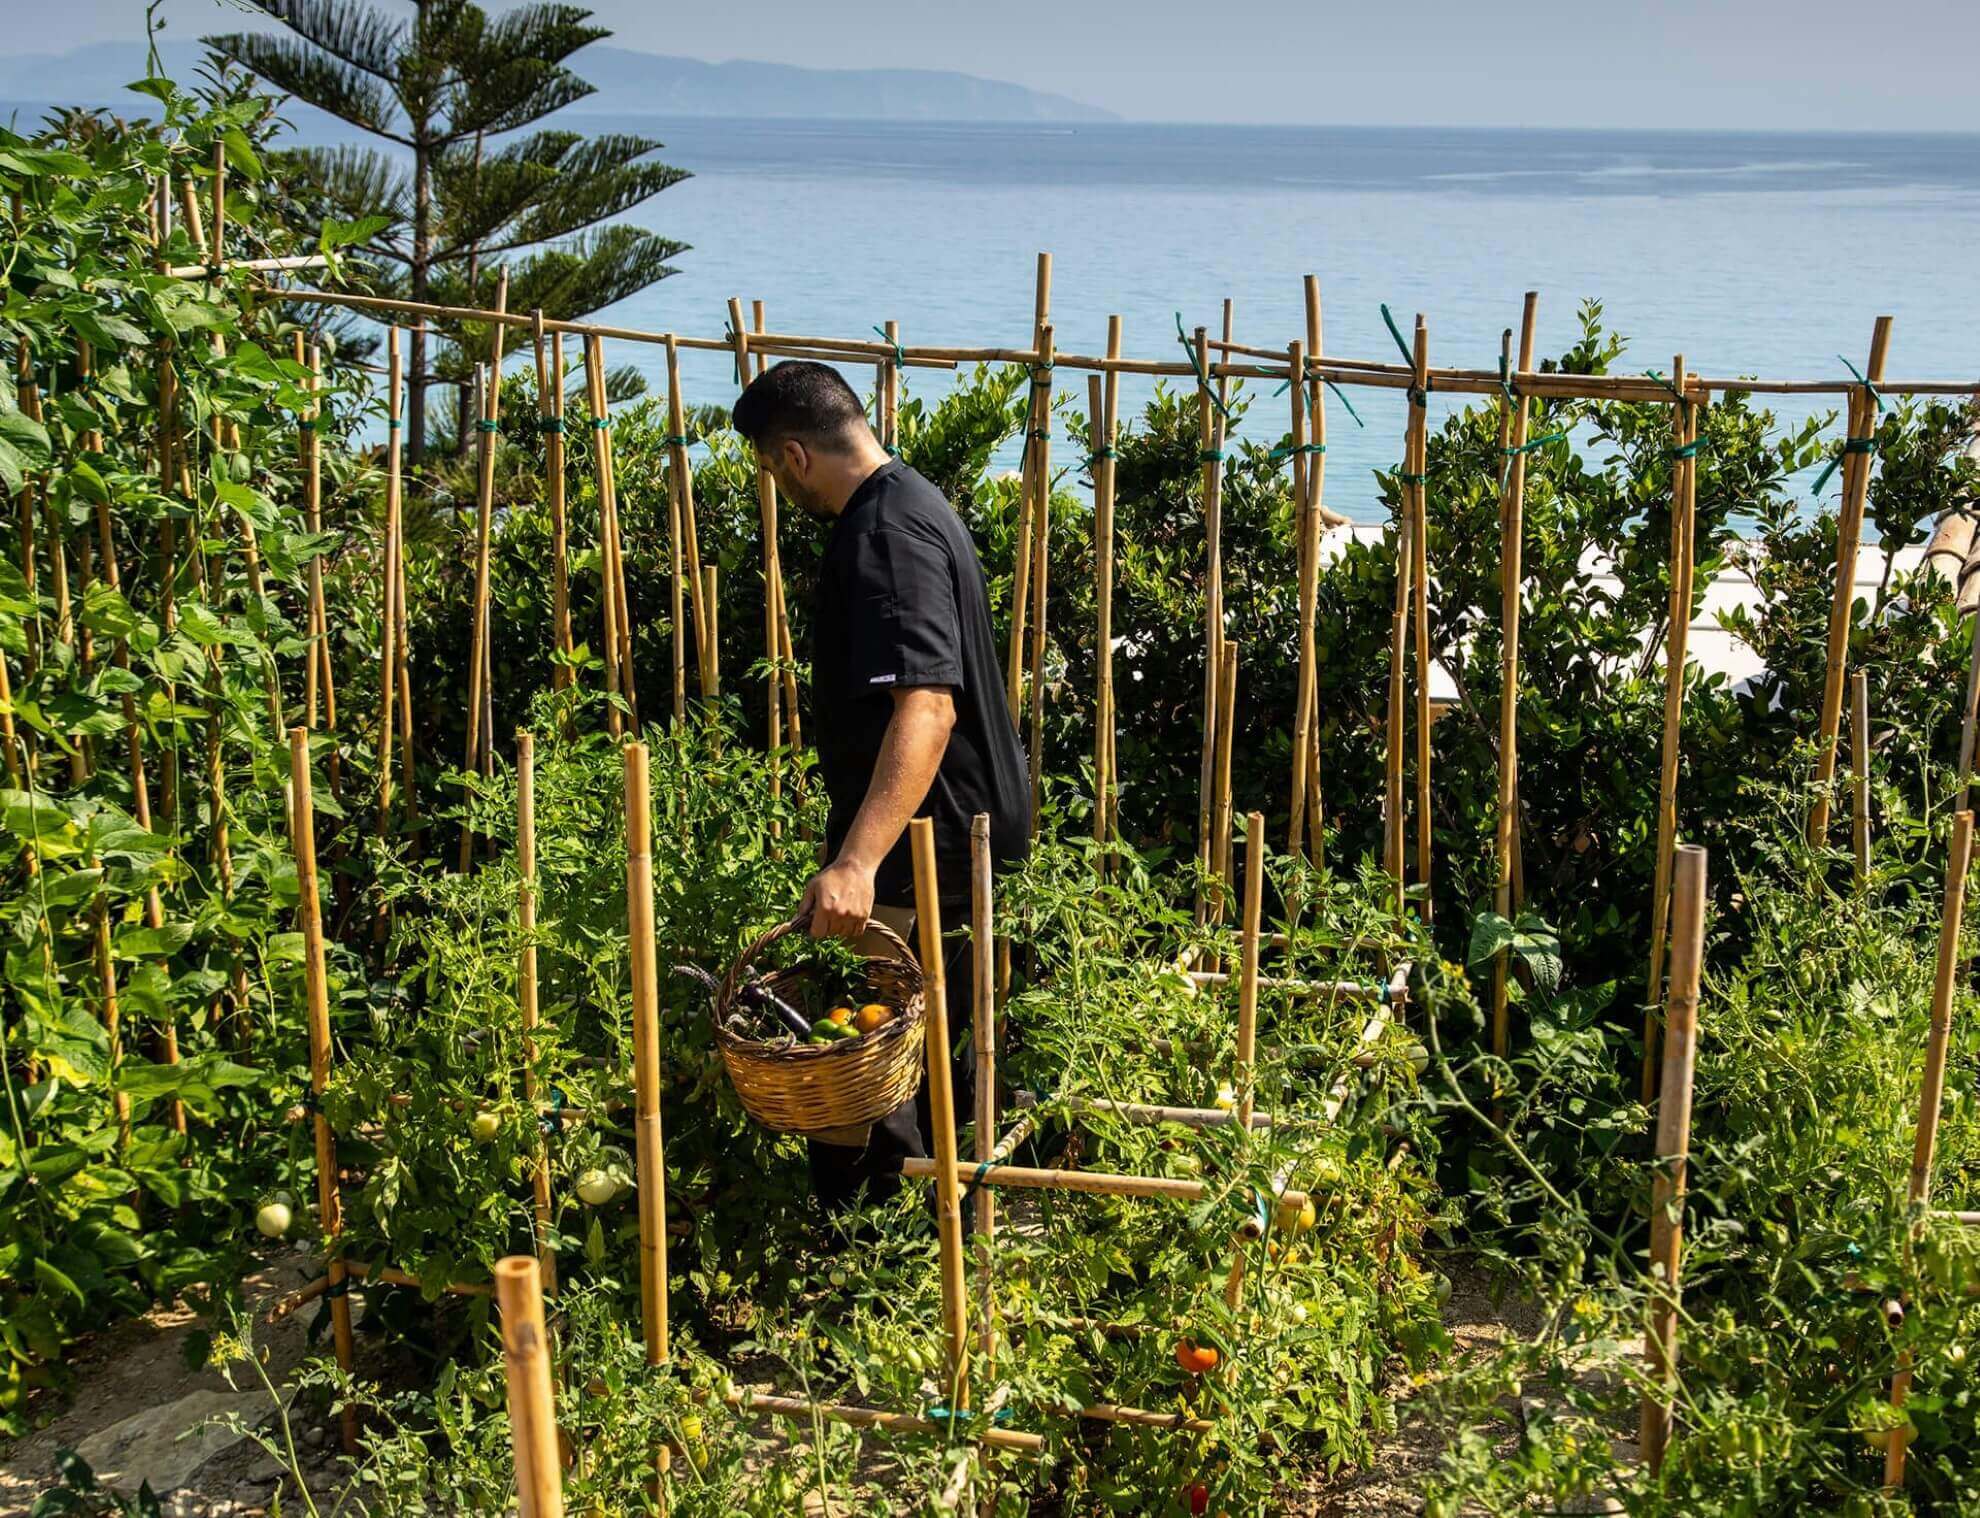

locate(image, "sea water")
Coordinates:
580 118 1980 522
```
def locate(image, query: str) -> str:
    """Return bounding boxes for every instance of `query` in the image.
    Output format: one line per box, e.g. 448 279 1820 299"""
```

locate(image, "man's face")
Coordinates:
758 437 833 520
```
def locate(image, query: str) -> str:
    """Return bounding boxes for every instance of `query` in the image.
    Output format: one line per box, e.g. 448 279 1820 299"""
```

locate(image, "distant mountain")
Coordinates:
0 40 1115 124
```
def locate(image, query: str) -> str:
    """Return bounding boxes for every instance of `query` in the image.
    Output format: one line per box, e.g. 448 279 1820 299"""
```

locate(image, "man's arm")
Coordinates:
802 686 957 938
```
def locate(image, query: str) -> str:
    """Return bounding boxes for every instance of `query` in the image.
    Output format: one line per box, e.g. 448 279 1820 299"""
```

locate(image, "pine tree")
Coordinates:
209 0 688 463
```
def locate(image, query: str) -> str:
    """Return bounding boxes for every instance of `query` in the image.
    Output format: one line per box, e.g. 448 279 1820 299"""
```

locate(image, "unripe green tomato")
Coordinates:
1405 1043 1430 1075
470 1110 502 1144
575 1169 618 1206
255 1200 293 1239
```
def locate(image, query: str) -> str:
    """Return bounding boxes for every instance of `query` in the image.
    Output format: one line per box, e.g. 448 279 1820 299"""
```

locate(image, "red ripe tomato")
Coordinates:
1186 1481 1210 1517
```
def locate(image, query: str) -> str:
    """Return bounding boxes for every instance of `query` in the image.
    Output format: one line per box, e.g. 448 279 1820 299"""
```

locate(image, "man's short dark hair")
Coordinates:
732 361 869 453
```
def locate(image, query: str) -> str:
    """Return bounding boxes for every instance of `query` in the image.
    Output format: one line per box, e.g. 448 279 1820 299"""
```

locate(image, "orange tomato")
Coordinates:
826 1006 854 1025
1175 1339 1219 1375
855 1003 893 1033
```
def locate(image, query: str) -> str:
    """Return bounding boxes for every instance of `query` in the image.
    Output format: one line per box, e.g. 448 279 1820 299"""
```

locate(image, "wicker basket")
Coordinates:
712 915 925 1145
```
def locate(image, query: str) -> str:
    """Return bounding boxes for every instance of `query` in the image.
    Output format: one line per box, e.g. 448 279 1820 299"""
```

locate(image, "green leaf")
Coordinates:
221 128 263 182
0 410 52 496
1466 911 1515 967
33 1257 86 1308
81 582 138 641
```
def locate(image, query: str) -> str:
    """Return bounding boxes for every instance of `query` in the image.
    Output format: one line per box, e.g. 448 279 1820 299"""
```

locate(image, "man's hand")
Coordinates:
801 856 877 940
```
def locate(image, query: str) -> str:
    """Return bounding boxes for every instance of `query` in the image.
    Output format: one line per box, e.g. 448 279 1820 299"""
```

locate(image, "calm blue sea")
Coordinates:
380 119 1980 519
588 120 1980 520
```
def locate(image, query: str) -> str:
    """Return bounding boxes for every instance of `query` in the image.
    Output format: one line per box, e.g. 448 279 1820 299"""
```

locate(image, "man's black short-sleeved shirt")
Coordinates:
813 461 1029 905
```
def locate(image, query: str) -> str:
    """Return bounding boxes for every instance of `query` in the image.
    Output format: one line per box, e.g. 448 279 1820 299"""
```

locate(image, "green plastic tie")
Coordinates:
661 433 690 447
1380 304 1426 406
1505 431 1566 457
1198 448 1225 465
1839 354 1884 413
1268 441 1327 462
1274 367 1366 428
1173 312 1233 421
927 1405 1013 1428
1497 354 1519 406
1810 434 1880 497
540 417 563 434
1643 369 1689 405
872 325 906 369
296 418 315 432
476 419 499 434
1396 470 1428 486
1667 438 1707 460
386 418 404 430
883 443 902 458
590 417 611 431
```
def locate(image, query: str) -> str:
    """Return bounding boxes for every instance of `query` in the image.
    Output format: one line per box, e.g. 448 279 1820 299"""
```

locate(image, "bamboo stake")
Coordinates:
394 461 416 850
1409 318 1432 917
910 818 971 1400
294 335 322 730
377 329 402 840
1639 843 1706 1478
582 337 626 736
1286 336 1322 865
664 334 714 703
1092 317 1123 858
1236 813 1264 1129
1884 808 1973 1488
91 874 128 1147
1809 318 1893 843
1194 326 1227 923
880 318 901 452
1384 374 1415 918
1851 671 1871 884
541 320 574 693
461 272 511 863
13 350 40 681
751 301 804 762
1025 320 1057 832
1643 362 1700 1102
734 298 781 793
290 728 358 1452
1209 641 1239 941
972 814 996 1366
1299 280 1329 865
495 1257 564 1518
1958 607 1980 815
702 564 720 702
625 743 670 1369
1005 255 1052 722
1491 295 1540 1066
516 734 556 1292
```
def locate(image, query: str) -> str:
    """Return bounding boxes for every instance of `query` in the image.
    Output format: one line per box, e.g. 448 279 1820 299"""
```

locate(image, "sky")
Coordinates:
17 0 1980 131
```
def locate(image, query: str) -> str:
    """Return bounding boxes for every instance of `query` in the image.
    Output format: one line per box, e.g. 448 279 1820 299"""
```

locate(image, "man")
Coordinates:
732 361 1029 1207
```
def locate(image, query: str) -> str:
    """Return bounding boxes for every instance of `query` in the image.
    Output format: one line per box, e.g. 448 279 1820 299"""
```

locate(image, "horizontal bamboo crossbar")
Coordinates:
723 1389 1046 1454
902 1157 1310 1209
1185 969 1386 999
266 1259 493 1323
1017 1091 1281 1130
255 284 1980 400
1077 1402 1214 1433
167 254 330 278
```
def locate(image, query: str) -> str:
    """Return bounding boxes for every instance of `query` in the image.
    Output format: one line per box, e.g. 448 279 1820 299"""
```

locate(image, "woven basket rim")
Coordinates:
712 913 923 1061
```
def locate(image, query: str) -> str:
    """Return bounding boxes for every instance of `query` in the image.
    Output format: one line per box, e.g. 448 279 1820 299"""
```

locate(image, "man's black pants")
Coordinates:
806 905 977 1211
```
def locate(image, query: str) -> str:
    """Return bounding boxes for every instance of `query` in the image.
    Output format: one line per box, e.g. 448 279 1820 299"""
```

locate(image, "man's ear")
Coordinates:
778 437 809 479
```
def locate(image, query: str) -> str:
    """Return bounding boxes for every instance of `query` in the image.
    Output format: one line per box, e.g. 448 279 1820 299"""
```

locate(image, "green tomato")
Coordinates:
575 1169 618 1206
255 1200 292 1239
470 1110 502 1144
